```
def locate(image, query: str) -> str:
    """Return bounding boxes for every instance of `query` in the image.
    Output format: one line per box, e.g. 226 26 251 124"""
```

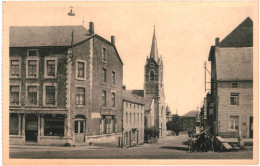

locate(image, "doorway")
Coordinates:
25 114 38 142
249 116 253 138
74 115 86 143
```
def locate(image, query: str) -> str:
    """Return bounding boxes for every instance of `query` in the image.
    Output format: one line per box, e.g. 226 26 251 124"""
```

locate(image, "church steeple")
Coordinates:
150 27 159 62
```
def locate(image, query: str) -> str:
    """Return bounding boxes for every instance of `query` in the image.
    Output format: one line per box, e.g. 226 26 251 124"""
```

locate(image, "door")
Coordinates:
249 117 253 138
74 120 85 143
25 114 38 142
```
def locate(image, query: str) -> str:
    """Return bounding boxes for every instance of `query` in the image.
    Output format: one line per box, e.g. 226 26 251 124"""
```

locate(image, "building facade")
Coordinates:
207 17 253 139
122 90 144 147
9 22 124 145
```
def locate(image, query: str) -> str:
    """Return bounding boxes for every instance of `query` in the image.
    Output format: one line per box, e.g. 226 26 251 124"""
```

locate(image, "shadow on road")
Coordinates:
160 146 188 151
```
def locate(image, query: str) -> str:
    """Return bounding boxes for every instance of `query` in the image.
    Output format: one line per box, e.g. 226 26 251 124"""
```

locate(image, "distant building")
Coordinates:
180 111 197 132
122 90 144 147
9 22 124 145
166 106 172 122
207 17 253 138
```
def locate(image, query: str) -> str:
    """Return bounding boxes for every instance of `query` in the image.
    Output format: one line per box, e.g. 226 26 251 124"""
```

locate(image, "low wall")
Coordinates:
85 133 122 146
38 136 71 146
10 135 24 144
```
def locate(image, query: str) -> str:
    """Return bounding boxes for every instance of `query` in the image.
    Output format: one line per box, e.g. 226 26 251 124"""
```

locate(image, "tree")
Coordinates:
167 114 181 136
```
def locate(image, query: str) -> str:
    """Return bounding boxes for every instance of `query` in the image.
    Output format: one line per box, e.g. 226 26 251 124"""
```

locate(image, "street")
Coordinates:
10 135 253 159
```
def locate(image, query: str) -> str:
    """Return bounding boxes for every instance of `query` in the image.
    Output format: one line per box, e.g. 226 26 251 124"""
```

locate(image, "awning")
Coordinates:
9 110 67 115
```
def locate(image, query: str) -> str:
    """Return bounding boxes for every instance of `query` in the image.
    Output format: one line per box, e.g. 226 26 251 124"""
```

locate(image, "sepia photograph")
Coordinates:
2 1 258 165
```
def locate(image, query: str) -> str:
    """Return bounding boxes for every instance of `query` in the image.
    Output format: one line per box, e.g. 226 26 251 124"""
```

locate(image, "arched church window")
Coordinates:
150 71 155 81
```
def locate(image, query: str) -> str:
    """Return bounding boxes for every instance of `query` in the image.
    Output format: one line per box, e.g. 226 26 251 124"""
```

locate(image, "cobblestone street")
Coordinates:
10 135 253 159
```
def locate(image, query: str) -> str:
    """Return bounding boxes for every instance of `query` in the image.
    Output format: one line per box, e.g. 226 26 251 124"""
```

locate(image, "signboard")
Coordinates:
91 113 101 119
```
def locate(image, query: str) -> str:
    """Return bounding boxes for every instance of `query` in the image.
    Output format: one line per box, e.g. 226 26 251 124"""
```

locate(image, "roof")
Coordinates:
10 25 92 47
144 95 154 111
126 90 144 97
182 111 198 118
150 27 159 63
218 17 253 47
215 47 253 81
123 90 144 105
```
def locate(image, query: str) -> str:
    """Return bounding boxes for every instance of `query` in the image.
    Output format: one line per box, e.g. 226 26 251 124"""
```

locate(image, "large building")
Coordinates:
122 90 144 147
9 22 124 145
206 17 253 139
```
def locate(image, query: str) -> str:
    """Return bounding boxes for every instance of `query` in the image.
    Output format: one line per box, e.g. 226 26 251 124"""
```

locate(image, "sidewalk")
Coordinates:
9 144 116 151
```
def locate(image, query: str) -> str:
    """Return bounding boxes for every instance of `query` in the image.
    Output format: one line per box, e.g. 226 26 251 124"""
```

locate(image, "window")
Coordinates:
102 47 107 62
28 86 37 105
232 83 238 88
44 115 65 136
112 118 117 133
46 60 56 77
10 60 20 77
28 60 37 77
150 71 155 81
230 93 239 105
230 116 239 130
137 113 139 123
10 86 19 105
102 91 106 107
102 68 107 83
112 92 115 107
150 63 154 67
141 113 143 123
10 114 18 135
76 88 85 106
126 112 128 124
134 113 136 123
130 113 132 123
77 62 85 78
112 71 116 85
28 50 38 56
45 86 56 105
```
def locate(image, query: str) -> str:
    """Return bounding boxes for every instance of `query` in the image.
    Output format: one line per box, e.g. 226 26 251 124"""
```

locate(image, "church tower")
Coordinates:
144 27 164 98
144 27 167 137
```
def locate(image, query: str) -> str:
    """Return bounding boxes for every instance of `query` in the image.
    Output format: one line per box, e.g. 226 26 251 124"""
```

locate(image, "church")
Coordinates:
128 27 168 137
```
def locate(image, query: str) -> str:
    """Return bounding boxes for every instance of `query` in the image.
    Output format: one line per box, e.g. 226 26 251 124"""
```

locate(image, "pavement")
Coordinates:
9 134 253 159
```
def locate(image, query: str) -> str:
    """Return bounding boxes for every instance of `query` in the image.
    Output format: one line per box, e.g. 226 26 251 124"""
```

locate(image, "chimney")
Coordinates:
89 22 94 34
111 36 115 45
215 37 219 46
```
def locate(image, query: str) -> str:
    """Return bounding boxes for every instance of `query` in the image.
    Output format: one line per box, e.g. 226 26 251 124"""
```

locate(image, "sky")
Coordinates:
4 1 256 115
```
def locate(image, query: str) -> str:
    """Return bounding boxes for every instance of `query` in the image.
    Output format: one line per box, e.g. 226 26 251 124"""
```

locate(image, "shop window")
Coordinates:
44 115 65 136
10 114 19 135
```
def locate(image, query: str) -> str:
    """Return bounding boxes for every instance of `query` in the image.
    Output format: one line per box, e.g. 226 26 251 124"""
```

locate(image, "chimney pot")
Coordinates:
89 22 94 34
215 37 219 46
111 36 115 45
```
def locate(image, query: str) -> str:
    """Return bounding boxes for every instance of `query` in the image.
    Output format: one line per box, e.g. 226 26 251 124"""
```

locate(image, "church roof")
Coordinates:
126 90 144 97
123 90 144 105
150 27 159 63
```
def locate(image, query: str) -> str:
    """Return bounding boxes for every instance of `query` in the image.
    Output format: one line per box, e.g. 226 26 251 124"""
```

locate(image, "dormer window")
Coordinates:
232 83 238 88
27 49 38 56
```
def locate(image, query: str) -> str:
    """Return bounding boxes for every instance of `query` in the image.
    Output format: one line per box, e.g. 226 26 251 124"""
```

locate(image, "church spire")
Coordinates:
150 26 159 62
